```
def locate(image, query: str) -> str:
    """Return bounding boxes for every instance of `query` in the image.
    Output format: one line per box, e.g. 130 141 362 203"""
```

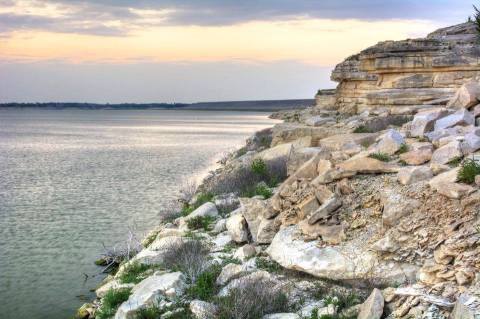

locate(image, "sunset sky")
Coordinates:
0 0 474 103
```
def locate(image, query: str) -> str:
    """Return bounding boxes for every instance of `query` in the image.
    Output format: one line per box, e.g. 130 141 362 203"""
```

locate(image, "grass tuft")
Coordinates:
255 258 282 273
368 152 391 162
353 125 372 133
397 144 408 154
448 156 463 168
118 262 157 284
186 264 222 301
458 158 480 184
186 216 216 231
96 288 131 319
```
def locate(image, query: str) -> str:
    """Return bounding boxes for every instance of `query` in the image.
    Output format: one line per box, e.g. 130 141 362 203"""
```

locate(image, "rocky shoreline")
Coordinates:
76 22 479 319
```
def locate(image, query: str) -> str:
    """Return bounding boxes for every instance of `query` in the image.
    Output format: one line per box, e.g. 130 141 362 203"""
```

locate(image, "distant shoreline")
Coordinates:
0 99 314 112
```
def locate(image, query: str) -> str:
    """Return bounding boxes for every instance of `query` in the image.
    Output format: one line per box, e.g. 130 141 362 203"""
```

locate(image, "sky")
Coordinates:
0 0 475 103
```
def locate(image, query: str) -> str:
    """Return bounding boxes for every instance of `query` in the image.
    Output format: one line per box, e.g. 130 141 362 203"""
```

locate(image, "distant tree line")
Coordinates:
0 102 189 109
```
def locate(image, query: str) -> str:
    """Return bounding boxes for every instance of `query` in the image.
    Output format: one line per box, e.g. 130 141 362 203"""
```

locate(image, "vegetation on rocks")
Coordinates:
368 152 391 162
186 264 222 301
118 262 155 284
186 215 216 230
215 279 288 319
95 288 131 319
162 239 209 282
458 158 480 184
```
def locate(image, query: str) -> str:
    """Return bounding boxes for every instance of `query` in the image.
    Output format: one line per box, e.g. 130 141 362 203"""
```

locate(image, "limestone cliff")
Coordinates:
327 22 480 114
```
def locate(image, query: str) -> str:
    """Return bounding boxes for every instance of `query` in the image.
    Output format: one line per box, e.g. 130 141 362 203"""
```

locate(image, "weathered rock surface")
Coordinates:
434 109 475 131
115 272 186 319
331 22 480 114
357 288 384 319
226 214 249 243
447 81 480 109
397 166 433 185
266 226 416 285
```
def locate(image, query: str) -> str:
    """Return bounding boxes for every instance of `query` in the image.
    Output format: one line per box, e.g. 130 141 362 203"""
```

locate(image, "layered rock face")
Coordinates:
328 22 480 114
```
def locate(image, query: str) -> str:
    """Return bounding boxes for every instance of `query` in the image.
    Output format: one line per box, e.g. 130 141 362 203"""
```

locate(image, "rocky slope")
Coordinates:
76 23 480 319
321 22 480 114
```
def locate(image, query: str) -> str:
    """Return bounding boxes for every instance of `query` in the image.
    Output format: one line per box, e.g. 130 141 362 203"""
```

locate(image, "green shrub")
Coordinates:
458 158 480 184
255 258 282 273
353 126 372 133
186 264 222 301
251 158 268 176
136 305 163 319
448 156 463 168
136 303 194 319
236 146 248 158
254 183 273 199
118 262 153 284
186 216 216 231
96 288 132 319
397 144 408 154
368 152 391 162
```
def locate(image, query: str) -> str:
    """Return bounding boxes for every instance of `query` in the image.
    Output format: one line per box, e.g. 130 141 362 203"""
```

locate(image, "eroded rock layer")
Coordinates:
329 22 480 114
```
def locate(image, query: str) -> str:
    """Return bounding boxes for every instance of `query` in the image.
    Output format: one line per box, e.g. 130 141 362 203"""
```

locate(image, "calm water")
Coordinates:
0 109 277 319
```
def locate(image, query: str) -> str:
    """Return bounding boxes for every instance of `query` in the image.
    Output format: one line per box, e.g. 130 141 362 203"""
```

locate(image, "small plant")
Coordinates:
458 158 480 184
216 279 288 319
162 239 209 282
398 159 408 166
447 156 463 168
118 262 157 284
186 264 222 301
136 305 163 319
254 183 273 199
236 146 248 158
368 152 391 162
473 5 480 34
255 257 282 273
397 144 408 154
251 158 268 176
353 125 372 133
219 255 242 266
186 216 216 231
181 192 214 217
96 288 132 319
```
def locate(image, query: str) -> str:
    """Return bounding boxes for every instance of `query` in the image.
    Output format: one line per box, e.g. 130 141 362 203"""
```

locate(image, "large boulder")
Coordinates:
256 143 293 162
336 156 400 174
266 226 417 285
122 236 185 267
373 129 405 155
226 214 249 243
410 108 450 137
319 133 379 154
381 191 421 228
183 202 219 223
450 293 480 319
434 109 475 131
286 147 325 176
447 81 480 109
190 300 218 319
357 288 384 319
239 197 280 244
397 166 433 185
115 272 186 319
431 140 463 165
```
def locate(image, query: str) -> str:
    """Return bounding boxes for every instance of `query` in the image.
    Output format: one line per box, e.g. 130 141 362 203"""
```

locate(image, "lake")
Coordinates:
0 109 277 318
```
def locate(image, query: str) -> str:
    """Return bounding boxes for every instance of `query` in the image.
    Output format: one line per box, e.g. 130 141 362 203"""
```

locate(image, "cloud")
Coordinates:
0 0 473 37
